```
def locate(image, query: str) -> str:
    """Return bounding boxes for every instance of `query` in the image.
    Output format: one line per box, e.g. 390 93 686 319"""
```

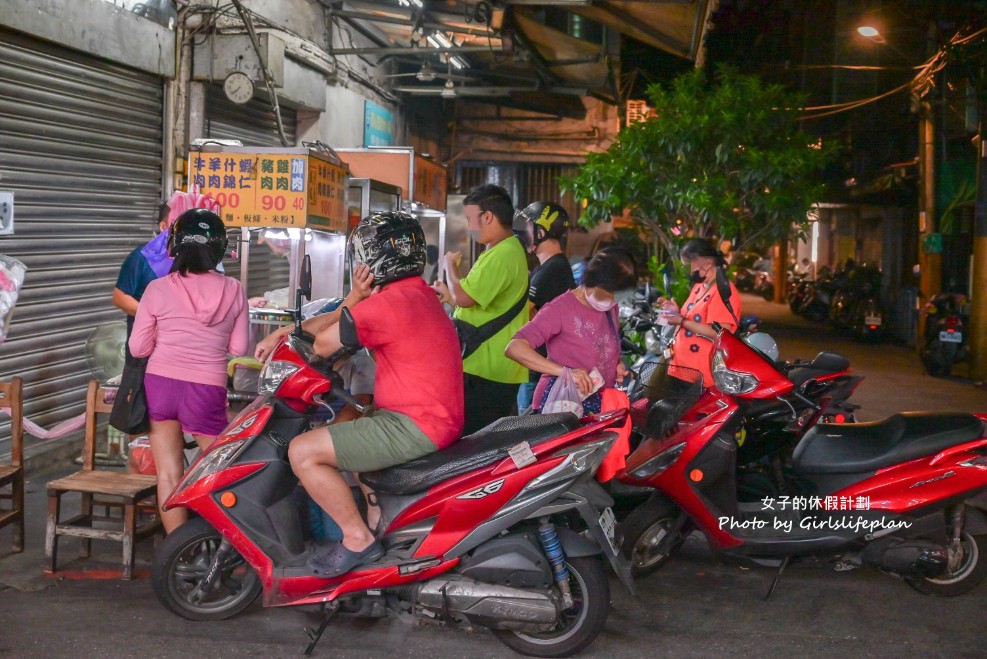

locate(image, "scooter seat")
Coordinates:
360 413 582 495
786 352 850 387
792 412 984 474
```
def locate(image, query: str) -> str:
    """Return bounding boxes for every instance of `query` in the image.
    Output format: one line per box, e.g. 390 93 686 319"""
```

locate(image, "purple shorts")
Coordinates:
145 373 229 437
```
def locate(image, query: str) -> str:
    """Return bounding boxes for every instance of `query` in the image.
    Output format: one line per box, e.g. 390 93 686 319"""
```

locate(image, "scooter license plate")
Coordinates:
599 507 618 556
864 315 882 326
940 330 963 343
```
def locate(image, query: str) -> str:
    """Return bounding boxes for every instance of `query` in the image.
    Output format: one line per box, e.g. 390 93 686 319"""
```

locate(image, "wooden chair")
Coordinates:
44 380 161 579
0 377 25 553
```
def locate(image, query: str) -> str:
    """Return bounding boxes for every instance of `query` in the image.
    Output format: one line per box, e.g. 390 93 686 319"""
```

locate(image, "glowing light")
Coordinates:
811 219 819 263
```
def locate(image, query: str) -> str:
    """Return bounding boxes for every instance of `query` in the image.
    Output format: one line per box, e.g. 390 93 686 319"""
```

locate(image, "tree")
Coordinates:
561 66 837 260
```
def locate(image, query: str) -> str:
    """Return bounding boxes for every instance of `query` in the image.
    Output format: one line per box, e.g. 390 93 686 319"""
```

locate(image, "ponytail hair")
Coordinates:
679 238 727 268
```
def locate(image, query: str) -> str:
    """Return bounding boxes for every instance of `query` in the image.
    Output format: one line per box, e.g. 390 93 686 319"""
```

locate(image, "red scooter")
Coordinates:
151 266 633 658
618 324 987 597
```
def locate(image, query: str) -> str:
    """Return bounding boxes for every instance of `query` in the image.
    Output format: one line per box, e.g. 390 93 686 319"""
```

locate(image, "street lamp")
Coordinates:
854 24 912 63
856 25 886 44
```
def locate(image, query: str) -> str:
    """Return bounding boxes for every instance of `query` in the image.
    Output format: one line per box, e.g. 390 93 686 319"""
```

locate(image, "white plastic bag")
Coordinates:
0 254 26 346
542 367 584 416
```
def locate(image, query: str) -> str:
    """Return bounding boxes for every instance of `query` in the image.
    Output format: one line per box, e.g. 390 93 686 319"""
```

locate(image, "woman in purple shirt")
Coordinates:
506 248 637 414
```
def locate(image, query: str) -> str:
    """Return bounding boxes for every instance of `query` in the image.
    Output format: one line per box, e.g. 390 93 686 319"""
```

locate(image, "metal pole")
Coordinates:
969 48 987 380
917 107 942 349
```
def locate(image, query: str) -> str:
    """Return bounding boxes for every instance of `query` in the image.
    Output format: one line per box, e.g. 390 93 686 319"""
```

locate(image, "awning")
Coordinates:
327 0 717 117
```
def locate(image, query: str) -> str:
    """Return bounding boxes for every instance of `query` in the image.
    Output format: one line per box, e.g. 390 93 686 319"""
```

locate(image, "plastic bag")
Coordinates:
128 436 156 475
542 367 584 416
0 254 27 346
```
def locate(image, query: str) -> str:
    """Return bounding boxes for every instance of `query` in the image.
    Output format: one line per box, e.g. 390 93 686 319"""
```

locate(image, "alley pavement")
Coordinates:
0 294 985 658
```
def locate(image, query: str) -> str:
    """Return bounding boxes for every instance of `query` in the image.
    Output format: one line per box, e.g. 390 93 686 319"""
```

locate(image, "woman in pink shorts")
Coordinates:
129 209 248 533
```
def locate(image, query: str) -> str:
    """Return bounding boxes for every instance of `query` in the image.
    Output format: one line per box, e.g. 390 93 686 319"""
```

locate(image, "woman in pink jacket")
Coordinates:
129 209 248 533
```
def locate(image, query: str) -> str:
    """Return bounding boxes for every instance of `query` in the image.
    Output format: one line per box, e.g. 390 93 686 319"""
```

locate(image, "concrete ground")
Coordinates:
0 294 985 658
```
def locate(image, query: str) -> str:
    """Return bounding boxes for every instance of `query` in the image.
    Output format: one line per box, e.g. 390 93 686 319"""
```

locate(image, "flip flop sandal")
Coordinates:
308 540 385 577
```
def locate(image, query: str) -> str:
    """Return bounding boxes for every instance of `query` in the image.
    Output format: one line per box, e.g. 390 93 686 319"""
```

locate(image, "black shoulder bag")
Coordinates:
453 290 529 360
109 357 150 435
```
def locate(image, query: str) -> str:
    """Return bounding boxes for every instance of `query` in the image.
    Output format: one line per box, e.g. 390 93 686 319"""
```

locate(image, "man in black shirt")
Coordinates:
514 201 575 411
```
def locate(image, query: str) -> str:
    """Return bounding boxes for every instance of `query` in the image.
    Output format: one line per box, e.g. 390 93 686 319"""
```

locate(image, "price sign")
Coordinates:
188 151 345 228
307 158 348 231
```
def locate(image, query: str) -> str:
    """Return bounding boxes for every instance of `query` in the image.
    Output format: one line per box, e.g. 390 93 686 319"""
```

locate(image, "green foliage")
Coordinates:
561 66 837 276
939 179 975 236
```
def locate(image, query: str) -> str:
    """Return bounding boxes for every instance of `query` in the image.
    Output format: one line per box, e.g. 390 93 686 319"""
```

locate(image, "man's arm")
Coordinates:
254 264 376 360
112 288 140 316
313 321 343 357
444 251 477 308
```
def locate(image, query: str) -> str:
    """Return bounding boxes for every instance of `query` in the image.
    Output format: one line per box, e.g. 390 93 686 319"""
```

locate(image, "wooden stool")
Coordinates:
44 380 160 579
0 377 25 553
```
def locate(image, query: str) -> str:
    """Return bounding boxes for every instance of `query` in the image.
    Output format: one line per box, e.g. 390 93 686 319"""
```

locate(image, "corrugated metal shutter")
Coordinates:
456 162 580 222
0 28 164 444
205 84 297 148
522 164 579 223
205 85 296 296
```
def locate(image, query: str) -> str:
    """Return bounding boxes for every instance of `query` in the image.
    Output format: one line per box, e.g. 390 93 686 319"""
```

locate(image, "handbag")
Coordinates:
109 357 150 435
453 289 529 360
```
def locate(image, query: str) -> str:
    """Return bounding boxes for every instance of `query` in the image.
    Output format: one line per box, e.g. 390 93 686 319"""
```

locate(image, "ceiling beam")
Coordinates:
329 45 493 55
330 9 499 38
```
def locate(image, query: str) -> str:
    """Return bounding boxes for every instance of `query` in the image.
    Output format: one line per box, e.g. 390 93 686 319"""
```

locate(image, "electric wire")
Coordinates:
798 25 984 122
229 0 290 147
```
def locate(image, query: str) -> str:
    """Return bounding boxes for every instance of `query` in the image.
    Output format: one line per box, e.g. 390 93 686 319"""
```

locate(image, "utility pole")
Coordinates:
917 105 942 318
969 41 987 381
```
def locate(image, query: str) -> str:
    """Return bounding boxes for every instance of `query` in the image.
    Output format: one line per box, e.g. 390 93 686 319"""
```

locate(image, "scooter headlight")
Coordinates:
258 361 300 395
644 330 661 355
176 440 248 492
712 350 758 395
628 441 687 479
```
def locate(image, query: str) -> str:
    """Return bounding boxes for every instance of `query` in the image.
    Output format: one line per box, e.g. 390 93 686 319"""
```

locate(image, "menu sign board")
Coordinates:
189 150 347 230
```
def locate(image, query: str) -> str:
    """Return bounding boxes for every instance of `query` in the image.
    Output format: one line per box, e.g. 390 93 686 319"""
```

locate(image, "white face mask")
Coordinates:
586 290 616 312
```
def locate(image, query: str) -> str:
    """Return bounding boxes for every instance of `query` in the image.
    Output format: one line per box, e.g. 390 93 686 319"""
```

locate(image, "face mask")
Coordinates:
586 290 617 312
688 269 704 285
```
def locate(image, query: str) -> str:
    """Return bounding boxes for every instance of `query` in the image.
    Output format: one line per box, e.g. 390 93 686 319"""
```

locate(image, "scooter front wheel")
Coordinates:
151 517 261 621
907 531 987 597
492 556 609 658
620 496 690 578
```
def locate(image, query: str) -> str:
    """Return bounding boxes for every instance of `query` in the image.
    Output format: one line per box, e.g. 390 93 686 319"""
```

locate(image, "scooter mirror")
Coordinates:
339 307 363 351
299 255 312 301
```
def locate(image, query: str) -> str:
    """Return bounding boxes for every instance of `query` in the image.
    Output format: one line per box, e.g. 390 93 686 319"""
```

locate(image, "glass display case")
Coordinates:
347 178 402 230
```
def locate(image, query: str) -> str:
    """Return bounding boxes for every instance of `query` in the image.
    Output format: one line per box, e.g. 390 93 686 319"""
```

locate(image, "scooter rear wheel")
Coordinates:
151 517 261 621
492 556 609 658
907 531 987 597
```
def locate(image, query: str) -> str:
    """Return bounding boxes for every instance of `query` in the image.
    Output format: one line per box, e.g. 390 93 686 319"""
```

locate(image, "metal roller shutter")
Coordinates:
0 28 164 442
205 85 296 296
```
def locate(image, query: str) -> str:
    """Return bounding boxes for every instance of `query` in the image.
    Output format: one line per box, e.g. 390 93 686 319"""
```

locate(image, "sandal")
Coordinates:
308 540 385 577
365 491 385 537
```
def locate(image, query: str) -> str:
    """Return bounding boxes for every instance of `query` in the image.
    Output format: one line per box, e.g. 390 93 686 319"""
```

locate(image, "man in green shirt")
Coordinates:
435 184 529 434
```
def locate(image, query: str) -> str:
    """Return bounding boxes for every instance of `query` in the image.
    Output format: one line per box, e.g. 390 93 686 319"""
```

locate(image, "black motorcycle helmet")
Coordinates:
167 208 228 267
349 211 426 286
515 201 571 252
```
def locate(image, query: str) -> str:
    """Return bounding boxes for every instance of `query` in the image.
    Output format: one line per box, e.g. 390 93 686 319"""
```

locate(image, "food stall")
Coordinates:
188 144 349 354
336 147 471 282
347 178 402 229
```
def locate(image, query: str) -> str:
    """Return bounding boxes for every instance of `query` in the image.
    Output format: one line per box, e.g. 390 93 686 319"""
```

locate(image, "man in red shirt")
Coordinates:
286 212 464 577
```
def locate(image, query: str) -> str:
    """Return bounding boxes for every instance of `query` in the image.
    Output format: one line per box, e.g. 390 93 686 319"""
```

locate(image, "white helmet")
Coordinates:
744 332 779 361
